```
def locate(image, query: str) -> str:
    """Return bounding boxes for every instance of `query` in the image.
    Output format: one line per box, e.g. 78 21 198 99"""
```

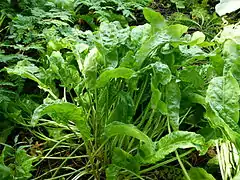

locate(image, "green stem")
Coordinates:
140 149 194 174
167 119 191 180
134 76 148 112
52 144 83 177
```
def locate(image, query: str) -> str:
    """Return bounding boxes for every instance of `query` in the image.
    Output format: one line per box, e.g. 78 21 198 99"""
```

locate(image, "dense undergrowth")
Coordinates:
0 0 240 179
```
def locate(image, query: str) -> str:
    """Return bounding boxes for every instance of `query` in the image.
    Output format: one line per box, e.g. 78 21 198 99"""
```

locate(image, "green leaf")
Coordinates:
187 167 215 180
32 99 91 140
205 74 240 147
180 67 204 88
167 24 188 39
108 91 134 124
143 8 165 31
96 67 135 88
151 131 205 163
150 81 168 114
231 58 240 84
135 33 170 68
0 164 12 180
14 148 34 179
106 165 119 180
206 74 240 130
0 146 34 180
187 93 206 107
151 62 172 86
190 31 205 45
215 0 240 16
83 48 98 89
131 24 151 47
6 60 57 98
112 148 140 174
105 122 153 146
6 60 41 85
166 81 181 130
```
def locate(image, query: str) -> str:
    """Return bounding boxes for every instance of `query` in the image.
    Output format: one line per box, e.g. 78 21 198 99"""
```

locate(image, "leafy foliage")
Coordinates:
1 0 240 179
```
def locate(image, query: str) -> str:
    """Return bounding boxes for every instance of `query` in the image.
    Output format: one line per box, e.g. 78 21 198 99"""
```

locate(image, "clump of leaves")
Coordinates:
5 7 223 179
0 144 35 180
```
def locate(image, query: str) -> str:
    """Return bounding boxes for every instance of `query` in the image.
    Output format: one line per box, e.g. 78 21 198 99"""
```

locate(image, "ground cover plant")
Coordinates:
1 0 240 179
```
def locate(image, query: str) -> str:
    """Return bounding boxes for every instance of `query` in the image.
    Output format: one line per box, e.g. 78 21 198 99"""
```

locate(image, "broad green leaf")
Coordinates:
180 67 204 88
96 67 135 88
151 62 172 86
187 167 215 180
154 131 205 162
205 74 240 148
190 31 205 45
150 82 161 110
14 148 34 179
112 148 140 174
167 24 188 39
143 8 165 31
6 60 41 85
105 122 153 146
131 24 151 47
108 91 134 124
206 74 240 131
120 51 135 68
166 81 181 130
32 100 91 140
150 81 168 114
187 93 206 107
135 33 170 68
231 58 240 85
215 0 240 16
106 165 119 180
210 54 224 76
140 131 206 163
222 40 239 74
0 146 34 180
83 48 98 89
6 60 57 98
0 165 12 180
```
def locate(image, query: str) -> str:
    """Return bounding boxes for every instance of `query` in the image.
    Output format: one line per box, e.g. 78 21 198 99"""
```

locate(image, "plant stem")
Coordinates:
167 119 191 180
140 149 194 174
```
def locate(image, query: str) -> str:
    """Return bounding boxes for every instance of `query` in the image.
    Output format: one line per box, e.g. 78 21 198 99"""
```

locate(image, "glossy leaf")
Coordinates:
190 31 205 45
83 48 99 89
108 91 134 124
206 74 240 132
180 67 204 88
105 122 153 146
187 167 215 180
96 67 135 88
131 24 151 47
5 60 58 98
143 8 165 31
32 99 91 140
166 81 181 130
112 148 140 174
167 24 188 39
135 33 170 68
151 62 172 86
154 131 205 163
